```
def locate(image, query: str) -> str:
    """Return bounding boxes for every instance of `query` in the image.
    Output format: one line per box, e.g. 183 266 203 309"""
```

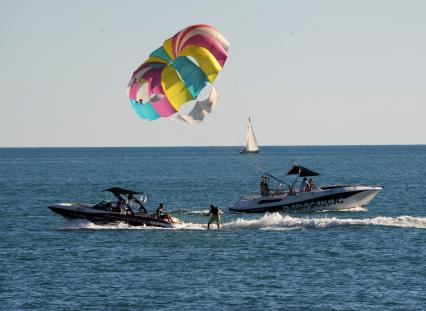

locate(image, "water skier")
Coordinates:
204 204 221 230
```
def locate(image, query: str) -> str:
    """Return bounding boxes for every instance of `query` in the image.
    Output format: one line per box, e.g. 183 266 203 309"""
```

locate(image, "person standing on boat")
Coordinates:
299 178 309 193
260 179 267 196
307 178 315 191
260 176 270 196
204 204 221 230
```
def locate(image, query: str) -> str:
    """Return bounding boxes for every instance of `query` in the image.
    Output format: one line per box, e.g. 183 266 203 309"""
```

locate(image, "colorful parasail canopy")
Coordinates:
127 24 229 123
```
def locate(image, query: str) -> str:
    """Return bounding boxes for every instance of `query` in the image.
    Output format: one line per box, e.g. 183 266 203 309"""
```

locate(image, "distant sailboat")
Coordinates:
240 118 259 154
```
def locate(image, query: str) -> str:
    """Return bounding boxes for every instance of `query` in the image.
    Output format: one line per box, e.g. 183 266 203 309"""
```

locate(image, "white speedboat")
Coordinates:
229 165 382 213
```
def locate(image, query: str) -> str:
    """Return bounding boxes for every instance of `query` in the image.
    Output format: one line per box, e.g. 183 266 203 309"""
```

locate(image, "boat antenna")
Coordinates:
278 177 287 190
133 195 148 213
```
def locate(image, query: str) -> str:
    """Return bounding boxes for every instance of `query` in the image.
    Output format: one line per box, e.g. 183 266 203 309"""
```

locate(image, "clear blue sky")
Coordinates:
1 0 425 147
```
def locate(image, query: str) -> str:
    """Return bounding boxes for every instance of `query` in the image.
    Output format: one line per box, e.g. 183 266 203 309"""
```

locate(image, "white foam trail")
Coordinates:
57 219 165 230
56 214 426 231
318 206 368 213
172 209 210 215
223 213 426 230
173 222 206 230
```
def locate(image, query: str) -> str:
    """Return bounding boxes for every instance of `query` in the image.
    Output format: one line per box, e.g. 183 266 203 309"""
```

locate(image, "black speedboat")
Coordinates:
48 187 180 228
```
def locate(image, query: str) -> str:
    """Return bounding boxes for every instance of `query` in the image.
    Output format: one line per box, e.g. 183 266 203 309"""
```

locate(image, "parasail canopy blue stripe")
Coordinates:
140 102 160 121
171 56 209 98
150 46 172 63
130 99 146 119
130 99 160 121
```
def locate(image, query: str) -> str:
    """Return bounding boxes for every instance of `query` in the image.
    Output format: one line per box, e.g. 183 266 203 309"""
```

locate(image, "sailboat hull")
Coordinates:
240 149 259 154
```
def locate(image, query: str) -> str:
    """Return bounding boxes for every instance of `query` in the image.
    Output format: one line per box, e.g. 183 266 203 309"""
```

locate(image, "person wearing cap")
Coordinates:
204 204 221 230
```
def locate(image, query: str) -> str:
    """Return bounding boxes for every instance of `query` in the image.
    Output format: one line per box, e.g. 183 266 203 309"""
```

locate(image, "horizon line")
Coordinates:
0 143 425 149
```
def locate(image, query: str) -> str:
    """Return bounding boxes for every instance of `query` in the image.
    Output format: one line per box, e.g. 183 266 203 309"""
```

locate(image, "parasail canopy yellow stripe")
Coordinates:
180 45 222 82
144 56 169 65
163 38 175 59
161 64 194 110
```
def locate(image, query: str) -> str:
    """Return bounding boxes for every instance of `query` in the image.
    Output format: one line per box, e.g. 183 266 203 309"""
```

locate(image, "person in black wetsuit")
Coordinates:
204 204 221 230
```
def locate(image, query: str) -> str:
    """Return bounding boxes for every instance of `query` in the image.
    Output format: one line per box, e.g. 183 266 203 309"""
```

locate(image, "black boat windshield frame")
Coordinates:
103 188 148 213
262 165 321 193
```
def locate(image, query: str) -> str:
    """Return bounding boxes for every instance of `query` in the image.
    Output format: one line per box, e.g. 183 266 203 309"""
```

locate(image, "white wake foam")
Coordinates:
173 222 206 230
172 209 210 215
318 206 368 213
57 219 164 230
56 214 426 231
221 213 426 230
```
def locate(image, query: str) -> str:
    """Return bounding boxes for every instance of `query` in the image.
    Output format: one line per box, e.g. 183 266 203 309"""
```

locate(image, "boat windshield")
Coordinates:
92 200 114 211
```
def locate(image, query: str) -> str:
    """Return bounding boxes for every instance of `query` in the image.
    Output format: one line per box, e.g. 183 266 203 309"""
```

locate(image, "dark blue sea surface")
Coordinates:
0 146 425 310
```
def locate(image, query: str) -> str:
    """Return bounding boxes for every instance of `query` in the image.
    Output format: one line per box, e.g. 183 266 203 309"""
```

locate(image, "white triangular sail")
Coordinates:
246 118 259 152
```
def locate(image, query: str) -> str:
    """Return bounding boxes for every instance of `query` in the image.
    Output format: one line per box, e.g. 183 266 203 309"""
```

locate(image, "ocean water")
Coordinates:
0 146 425 310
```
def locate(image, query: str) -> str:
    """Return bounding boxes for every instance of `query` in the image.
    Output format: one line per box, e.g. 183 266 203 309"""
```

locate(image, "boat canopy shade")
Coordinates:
287 165 320 177
103 187 143 195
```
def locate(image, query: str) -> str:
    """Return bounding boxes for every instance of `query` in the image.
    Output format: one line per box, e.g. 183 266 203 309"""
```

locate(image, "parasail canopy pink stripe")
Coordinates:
129 81 139 100
143 68 176 117
176 24 214 52
180 35 228 67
